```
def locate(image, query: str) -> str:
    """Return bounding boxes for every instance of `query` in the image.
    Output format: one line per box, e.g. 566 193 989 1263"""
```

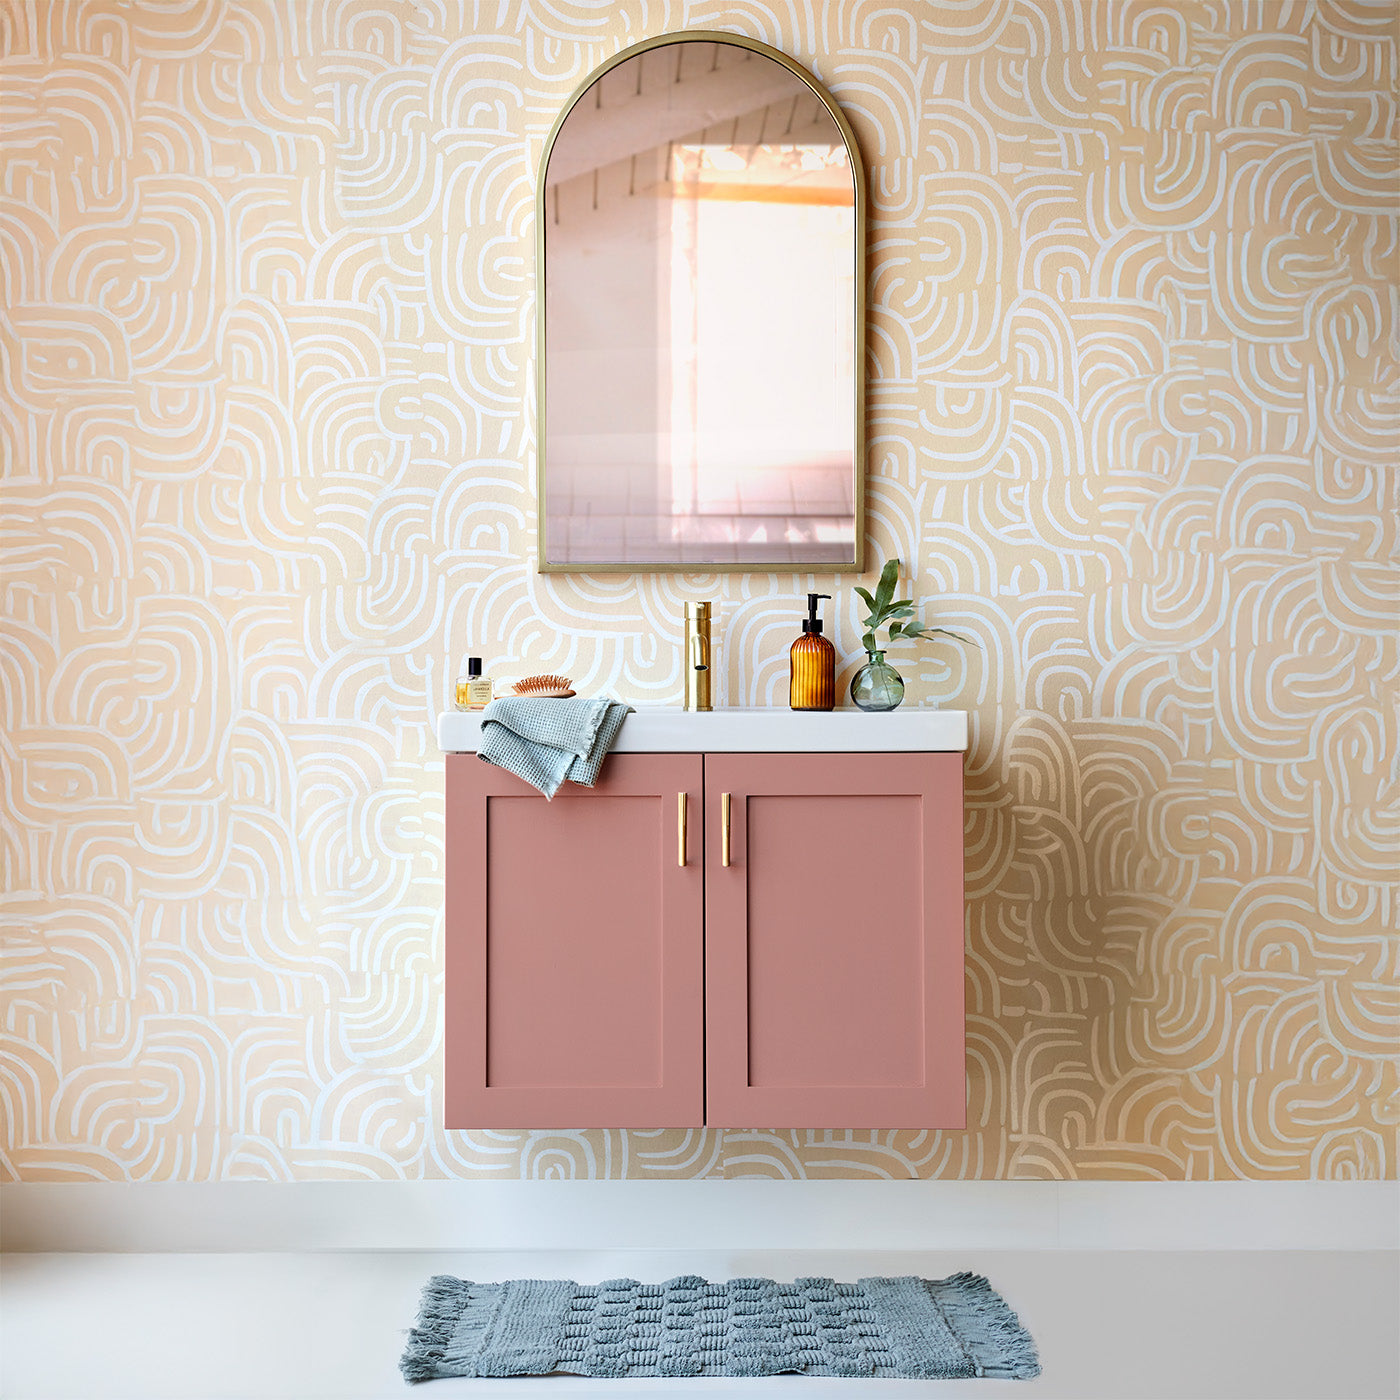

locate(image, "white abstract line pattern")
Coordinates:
1 0 1396 1181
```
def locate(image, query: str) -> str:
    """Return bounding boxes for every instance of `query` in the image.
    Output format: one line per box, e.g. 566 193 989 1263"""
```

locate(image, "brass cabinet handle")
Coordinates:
721 791 732 867
677 791 687 867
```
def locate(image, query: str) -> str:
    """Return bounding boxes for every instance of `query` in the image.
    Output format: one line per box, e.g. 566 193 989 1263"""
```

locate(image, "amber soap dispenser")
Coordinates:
789 593 835 711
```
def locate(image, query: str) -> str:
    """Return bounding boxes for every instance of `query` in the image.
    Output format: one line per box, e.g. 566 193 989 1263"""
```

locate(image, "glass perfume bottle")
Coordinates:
455 658 493 711
789 593 835 710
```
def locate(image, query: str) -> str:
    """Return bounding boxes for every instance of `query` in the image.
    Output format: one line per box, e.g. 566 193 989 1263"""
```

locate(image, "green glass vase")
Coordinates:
850 650 905 712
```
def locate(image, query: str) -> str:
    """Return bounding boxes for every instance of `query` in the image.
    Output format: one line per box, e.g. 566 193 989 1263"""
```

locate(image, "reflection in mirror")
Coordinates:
539 37 862 570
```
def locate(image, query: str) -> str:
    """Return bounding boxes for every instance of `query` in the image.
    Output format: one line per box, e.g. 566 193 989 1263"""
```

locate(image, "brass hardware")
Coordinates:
683 601 713 712
721 791 732 867
678 791 687 867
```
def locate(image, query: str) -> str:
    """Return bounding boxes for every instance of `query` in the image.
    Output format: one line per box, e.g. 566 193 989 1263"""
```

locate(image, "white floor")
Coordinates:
2 1249 1396 1400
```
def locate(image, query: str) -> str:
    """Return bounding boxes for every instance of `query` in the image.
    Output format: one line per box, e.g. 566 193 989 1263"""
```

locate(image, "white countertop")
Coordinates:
437 706 968 753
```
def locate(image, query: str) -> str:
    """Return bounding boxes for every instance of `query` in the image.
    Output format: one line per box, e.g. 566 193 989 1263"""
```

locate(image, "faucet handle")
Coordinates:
685 600 712 673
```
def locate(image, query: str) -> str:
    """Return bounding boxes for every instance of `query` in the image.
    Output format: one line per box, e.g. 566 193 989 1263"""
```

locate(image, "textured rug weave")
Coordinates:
400 1273 1040 1381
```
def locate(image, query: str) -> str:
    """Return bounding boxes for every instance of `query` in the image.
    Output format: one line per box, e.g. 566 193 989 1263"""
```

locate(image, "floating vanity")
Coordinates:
438 708 968 1130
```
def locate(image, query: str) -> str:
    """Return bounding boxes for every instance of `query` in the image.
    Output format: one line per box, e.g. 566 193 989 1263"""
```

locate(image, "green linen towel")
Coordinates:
477 696 632 798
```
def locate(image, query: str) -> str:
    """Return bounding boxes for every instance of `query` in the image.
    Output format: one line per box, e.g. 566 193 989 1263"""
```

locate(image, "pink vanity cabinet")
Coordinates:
445 753 705 1129
439 710 967 1131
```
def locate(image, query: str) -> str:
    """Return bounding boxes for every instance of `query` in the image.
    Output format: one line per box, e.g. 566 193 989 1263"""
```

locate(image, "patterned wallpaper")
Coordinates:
2 0 1396 1182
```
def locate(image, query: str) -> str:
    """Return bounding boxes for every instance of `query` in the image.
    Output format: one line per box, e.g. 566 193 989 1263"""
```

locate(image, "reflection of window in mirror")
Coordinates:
540 38 862 571
667 141 855 549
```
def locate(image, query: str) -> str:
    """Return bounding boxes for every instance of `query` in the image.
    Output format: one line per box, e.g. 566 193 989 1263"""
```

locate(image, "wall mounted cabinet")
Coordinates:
440 710 967 1130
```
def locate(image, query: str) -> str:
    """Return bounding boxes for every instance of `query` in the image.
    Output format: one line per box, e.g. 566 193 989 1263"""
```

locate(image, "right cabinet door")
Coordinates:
704 752 964 1129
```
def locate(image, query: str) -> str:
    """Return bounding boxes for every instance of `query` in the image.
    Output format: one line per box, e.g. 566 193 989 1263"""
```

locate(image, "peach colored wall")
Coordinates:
1 0 1395 1180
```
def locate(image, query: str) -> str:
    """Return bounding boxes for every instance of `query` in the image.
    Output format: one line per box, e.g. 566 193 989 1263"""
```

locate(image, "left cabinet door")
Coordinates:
445 752 705 1128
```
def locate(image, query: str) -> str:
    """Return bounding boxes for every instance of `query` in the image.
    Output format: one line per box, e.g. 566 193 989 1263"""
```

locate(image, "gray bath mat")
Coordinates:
400 1272 1040 1381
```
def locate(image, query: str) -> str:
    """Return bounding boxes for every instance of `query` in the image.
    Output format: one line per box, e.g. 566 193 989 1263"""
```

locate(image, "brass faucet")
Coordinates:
683 601 713 711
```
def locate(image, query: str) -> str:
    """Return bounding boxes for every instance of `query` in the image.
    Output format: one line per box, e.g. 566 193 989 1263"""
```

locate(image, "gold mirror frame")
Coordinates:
534 31 866 574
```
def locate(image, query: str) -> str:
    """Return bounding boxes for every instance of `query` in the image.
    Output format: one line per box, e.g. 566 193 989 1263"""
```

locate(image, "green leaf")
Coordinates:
874 558 899 612
861 629 877 652
928 627 981 647
853 587 877 614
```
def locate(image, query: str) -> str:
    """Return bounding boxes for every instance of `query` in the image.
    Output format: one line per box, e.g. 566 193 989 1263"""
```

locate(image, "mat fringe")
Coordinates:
399 1274 472 1383
929 1271 1042 1379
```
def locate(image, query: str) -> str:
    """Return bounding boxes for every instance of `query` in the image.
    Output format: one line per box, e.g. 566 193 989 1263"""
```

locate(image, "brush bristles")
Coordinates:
512 674 574 697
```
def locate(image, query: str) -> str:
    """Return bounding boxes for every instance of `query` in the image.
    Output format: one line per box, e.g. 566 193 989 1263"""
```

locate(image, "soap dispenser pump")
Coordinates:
789 593 835 711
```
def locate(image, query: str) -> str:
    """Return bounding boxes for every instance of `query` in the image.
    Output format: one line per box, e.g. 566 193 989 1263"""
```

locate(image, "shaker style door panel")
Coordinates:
703 752 965 1129
445 753 704 1128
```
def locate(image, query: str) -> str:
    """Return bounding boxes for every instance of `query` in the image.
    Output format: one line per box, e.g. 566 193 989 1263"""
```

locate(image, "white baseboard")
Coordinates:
1 1180 1394 1253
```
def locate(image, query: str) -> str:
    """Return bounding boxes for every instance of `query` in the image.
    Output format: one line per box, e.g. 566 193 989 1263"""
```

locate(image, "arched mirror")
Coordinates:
537 32 864 572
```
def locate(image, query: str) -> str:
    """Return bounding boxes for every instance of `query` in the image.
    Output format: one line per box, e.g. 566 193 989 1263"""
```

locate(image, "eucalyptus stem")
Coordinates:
854 557 978 654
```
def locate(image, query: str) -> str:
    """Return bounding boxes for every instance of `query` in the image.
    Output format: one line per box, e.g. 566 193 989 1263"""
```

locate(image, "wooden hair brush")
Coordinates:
511 674 575 698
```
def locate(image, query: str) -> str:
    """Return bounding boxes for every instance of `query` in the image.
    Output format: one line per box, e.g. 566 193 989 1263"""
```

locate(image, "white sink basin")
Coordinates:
436 705 968 753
